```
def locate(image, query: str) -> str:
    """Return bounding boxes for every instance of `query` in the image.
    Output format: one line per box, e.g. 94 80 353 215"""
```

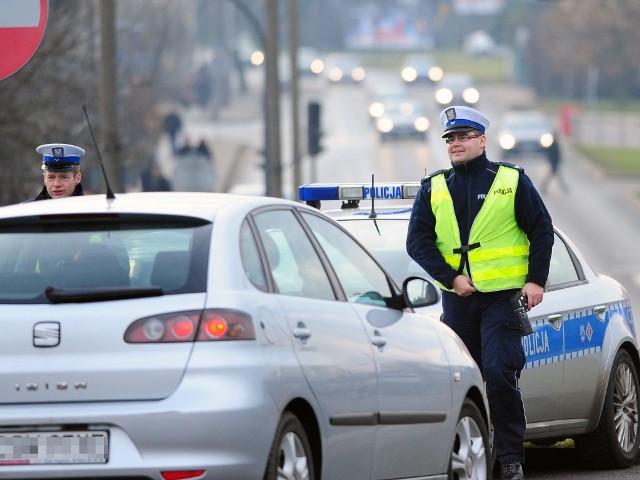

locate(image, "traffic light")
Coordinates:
307 101 322 156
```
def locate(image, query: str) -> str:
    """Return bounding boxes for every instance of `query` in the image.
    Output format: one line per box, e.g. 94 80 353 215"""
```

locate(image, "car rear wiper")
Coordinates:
44 286 163 304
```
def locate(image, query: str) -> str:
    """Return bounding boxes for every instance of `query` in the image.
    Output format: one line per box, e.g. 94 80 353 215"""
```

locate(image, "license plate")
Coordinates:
0 431 108 465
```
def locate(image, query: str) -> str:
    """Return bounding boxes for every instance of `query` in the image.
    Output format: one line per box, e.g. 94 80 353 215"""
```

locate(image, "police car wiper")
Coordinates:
83 105 116 199
44 286 163 304
368 174 381 236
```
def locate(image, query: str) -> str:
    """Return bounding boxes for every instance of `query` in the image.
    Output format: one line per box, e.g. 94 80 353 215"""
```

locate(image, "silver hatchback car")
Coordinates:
300 181 640 470
0 192 491 480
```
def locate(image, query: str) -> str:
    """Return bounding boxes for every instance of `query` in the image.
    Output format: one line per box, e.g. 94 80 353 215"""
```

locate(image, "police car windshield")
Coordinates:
338 218 432 286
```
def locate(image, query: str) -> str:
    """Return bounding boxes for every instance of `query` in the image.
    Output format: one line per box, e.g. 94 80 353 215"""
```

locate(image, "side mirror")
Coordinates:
402 276 439 308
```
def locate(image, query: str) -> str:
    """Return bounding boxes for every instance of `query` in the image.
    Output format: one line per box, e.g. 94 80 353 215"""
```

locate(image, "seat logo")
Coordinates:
33 322 60 347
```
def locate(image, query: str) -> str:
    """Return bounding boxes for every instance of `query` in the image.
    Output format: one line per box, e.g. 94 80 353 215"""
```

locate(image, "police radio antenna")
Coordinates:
368 174 381 236
82 105 115 199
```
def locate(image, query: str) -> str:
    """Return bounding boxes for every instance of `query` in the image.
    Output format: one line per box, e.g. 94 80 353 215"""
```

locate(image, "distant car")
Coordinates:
367 84 409 121
498 109 556 159
323 52 366 83
0 191 492 479
374 98 430 142
434 73 480 107
279 46 324 86
300 181 640 471
400 53 444 84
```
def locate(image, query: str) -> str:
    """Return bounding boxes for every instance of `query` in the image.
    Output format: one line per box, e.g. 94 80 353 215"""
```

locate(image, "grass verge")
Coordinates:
574 145 640 176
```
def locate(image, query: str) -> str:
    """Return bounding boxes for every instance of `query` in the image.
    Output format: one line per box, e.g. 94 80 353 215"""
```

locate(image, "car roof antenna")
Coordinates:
368 174 381 236
83 105 116 199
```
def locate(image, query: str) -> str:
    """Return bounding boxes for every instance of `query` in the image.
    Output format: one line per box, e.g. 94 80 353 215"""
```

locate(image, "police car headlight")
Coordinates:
428 66 444 82
351 67 366 82
414 117 430 132
435 88 453 105
499 134 516 150
462 88 480 104
401 66 418 82
377 118 394 133
540 133 554 148
369 102 385 118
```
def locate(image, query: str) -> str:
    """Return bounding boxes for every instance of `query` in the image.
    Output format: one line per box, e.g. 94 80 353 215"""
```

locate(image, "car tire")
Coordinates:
449 398 492 480
264 411 315 480
575 349 640 469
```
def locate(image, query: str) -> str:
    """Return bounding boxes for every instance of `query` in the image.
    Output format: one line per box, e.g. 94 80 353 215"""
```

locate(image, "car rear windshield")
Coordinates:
0 213 211 303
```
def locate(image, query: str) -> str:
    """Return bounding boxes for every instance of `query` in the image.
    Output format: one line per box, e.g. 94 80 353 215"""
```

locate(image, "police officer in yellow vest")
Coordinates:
407 106 554 480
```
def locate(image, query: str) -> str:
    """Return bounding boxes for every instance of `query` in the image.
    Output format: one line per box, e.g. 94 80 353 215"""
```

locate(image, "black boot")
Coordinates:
500 460 523 480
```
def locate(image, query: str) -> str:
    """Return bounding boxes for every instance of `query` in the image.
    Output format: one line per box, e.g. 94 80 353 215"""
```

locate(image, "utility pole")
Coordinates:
288 0 300 200
265 0 282 197
99 0 120 192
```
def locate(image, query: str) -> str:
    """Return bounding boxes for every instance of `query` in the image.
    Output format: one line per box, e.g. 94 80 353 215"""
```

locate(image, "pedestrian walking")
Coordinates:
163 110 183 155
540 139 569 194
406 106 554 480
24 143 85 202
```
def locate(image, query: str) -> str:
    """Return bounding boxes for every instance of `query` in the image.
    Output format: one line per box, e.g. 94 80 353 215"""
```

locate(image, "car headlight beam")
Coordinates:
462 88 480 104
540 133 554 148
499 134 516 150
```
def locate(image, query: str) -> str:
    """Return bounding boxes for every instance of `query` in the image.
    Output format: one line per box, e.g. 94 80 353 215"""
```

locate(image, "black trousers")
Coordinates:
442 289 527 463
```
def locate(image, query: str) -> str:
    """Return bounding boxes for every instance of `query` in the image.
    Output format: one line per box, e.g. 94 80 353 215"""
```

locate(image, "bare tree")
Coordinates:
0 0 98 204
531 0 640 101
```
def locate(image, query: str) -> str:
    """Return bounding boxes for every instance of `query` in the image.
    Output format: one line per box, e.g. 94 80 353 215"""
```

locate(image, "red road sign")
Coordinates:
0 0 48 81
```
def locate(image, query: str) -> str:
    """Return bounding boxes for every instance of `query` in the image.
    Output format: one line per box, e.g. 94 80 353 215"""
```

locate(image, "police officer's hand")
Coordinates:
522 282 544 310
452 275 477 297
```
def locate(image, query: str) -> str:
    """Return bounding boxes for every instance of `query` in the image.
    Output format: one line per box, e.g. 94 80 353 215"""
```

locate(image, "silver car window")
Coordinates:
0 218 210 303
301 212 393 307
239 220 268 292
252 209 335 301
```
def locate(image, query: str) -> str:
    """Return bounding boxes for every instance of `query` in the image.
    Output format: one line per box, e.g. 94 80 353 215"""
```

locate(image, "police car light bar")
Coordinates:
299 182 421 202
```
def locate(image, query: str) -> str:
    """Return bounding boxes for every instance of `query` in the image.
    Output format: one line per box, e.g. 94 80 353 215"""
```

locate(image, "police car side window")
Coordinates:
546 232 582 289
301 212 393 307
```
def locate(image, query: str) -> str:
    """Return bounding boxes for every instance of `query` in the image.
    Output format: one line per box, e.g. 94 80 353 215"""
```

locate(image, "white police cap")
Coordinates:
440 106 490 138
36 143 85 171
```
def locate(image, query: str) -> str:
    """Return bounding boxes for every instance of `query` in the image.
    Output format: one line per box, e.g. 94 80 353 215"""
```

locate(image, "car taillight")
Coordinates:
125 310 255 343
161 471 205 480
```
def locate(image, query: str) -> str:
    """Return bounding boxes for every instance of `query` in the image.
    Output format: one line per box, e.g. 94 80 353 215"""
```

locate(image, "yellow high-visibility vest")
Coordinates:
431 165 529 292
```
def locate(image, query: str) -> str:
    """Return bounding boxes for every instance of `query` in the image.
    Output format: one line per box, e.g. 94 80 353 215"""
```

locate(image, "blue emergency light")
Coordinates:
299 182 421 202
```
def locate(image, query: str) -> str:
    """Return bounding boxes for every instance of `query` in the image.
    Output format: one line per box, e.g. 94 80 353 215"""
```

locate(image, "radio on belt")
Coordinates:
509 291 534 336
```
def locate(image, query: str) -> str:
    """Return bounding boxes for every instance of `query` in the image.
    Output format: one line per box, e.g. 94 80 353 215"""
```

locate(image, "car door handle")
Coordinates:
593 304 607 321
371 330 386 348
293 323 311 341
547 313 562 330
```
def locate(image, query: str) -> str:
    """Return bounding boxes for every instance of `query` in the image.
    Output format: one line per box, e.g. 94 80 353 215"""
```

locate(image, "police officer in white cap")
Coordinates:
24 143 85 201
407 106 554 480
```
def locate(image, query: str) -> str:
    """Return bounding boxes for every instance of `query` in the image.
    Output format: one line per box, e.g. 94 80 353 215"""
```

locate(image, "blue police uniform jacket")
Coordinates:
407 152 554 290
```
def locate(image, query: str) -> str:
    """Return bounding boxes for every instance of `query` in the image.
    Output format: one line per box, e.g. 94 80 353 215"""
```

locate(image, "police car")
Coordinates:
300 181 640 470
